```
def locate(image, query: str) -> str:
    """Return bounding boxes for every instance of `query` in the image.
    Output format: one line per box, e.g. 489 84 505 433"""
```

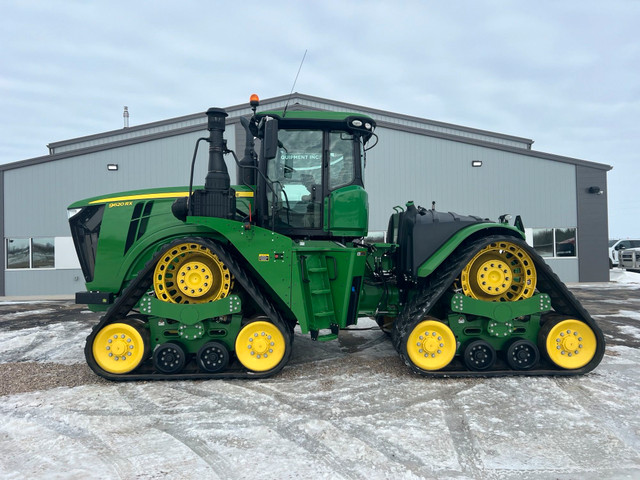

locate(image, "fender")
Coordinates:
416 223 525 278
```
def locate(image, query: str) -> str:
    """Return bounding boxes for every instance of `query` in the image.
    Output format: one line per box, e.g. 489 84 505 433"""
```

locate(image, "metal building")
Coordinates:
0 93 611 296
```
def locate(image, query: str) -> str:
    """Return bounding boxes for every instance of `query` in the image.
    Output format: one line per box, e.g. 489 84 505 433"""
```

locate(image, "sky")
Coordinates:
1 0 638 237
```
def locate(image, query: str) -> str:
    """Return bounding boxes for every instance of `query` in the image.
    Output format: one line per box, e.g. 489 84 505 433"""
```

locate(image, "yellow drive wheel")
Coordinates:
542 318 597 369
92 322 148 374
235 321 287 372
153 242 233 304
460 240 536 302
406 319 456 371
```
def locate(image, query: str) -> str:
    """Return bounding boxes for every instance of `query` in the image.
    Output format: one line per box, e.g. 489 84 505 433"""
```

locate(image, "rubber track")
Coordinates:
84 237 292 381
391 235 606 378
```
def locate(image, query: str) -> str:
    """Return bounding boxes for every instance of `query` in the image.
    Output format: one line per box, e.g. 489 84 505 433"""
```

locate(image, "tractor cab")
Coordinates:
250 109 377 240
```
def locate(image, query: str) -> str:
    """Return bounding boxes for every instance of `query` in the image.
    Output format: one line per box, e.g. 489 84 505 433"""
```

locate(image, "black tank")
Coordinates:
390 202 487 280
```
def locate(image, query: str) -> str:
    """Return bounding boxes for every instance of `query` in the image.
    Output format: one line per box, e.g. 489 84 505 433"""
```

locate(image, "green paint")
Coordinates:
415 224 526 277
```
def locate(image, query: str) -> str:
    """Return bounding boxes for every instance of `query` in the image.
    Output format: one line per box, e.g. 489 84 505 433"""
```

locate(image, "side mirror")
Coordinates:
262 117 278 160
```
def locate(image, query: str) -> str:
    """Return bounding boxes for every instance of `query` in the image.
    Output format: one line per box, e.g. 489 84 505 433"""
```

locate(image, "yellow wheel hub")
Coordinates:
461 240 536 302
235 321 286 372
475 259 513 295
154 243 233 304
177 261 214 298
92 323 146 374
545 319 597 369
406 319 456 371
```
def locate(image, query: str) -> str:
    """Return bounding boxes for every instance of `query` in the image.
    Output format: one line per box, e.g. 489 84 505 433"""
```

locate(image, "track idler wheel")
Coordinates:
153 242 234 304
460 240 536 302
197 341 230 373
405 319 457 371
235 320 288 372
153 343 187 374
506 338 539 370
463 340 496 371
539 317 597 369
92 320 150 374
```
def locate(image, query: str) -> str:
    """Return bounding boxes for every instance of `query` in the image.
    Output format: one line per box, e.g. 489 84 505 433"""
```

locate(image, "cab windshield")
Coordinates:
266 129 359 230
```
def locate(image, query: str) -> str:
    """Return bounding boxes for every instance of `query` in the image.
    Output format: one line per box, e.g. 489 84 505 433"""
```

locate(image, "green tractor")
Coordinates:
68 95 604 380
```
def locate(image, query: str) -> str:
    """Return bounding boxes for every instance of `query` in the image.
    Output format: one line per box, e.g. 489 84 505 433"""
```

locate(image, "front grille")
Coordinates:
69 205 104 282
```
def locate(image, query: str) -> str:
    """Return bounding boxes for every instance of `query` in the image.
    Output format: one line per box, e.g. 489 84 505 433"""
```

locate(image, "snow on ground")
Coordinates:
594 310 640 322
614 325 640 340
0 322 88 365
610 268 640 284
0 301 52 305
1 335 639 478
1 308 57 319
0 349 639 479
568 268 640 289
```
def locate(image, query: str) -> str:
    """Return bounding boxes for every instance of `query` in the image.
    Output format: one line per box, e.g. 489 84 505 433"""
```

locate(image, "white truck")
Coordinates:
609 239 640 268
619 247 640 273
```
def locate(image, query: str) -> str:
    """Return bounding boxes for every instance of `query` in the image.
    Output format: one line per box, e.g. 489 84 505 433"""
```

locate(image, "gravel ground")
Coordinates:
0 362 105 396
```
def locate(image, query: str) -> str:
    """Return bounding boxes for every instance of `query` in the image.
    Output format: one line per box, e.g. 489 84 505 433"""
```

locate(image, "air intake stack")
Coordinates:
204 108 230 192
187 108 236 219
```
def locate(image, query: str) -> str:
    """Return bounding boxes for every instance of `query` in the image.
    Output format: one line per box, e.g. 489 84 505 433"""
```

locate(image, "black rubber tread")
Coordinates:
391 235 606 377
84 236 292 381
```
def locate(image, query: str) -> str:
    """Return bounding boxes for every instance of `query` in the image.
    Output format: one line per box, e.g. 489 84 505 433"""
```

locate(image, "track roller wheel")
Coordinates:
460 240 536 302
405 319 456 371
463 340 496 371
153 342 186 374
235 320 287 372
153 242 233 304
539 317 597 369
197 341 230 373
92 320 149 374
506 338 539 370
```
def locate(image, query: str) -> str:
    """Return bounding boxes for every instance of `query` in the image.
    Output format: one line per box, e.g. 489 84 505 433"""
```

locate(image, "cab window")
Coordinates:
328 132 356 190
267 129 323 229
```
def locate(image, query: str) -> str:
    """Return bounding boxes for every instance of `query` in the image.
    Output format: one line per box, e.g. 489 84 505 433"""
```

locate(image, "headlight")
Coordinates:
67 208 83 219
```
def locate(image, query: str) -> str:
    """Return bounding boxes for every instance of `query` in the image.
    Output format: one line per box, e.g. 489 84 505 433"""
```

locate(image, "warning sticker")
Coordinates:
258 254 270 262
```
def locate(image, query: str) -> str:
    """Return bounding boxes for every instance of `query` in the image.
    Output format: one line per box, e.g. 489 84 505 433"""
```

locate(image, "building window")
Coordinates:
6 237 55 269
532 229 554 257
555 228 577 257
32 238 55 268
531 228 577 258
6 238 30 268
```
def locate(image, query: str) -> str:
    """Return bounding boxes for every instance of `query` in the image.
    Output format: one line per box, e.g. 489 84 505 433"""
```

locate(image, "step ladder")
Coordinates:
301 254 338 341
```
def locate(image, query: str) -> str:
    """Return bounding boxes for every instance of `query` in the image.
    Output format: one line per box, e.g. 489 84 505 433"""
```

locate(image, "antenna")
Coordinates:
123 106 129 128
282 49 307 117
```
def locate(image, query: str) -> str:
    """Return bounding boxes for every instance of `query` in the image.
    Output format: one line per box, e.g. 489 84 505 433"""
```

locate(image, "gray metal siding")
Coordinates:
541 259 579 283
0 169 4 295
365 127 577 232
3 129 236 237
289 98 531 149
576 165 609 281
52 118 206 153
5 269 84 296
